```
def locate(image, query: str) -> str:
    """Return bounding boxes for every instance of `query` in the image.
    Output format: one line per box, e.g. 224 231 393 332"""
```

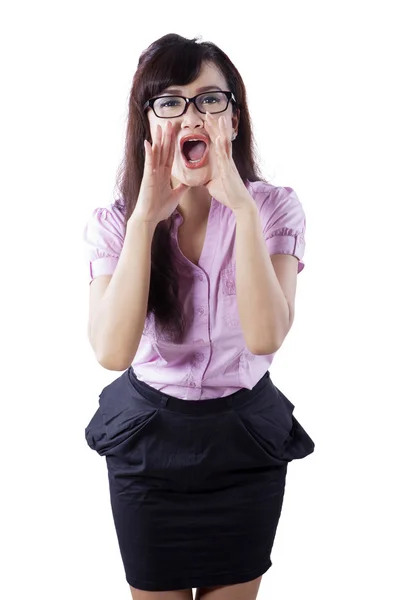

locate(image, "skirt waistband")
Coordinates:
127 367 272 415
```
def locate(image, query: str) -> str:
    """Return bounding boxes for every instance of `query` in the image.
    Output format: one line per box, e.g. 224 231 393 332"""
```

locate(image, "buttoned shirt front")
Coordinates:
83 179 306 399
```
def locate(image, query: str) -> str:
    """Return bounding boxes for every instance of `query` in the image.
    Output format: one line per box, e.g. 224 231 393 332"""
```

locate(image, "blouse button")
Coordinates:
195 352 204 362
196 307 205 316
189 382 196 388
197 274 204 282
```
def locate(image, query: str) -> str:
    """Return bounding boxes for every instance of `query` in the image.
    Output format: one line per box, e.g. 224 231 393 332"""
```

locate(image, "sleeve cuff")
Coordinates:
89 257 119 282
266 233 306 273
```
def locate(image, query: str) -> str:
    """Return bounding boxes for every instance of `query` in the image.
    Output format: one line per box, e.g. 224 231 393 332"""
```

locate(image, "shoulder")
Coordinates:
245 178 275 199
89 198 126 227
246 179 302 211
82 199 127 282
245 179 305 230
83 198 127 241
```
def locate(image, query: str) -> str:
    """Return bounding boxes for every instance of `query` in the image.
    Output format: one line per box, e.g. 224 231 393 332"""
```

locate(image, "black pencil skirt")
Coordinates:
85 368 315 592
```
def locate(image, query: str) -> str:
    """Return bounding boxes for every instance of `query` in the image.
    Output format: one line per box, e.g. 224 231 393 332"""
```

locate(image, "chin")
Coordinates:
173 167 211 188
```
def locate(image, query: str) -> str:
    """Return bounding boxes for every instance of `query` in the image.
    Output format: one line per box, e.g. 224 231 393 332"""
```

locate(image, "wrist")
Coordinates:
232 197 258 219
127 214 158 233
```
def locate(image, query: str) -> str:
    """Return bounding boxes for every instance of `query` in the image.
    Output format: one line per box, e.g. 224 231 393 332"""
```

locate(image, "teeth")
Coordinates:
189 158 202 163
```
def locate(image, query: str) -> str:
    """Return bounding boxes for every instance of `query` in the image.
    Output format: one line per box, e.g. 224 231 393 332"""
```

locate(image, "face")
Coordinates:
146 61 239 188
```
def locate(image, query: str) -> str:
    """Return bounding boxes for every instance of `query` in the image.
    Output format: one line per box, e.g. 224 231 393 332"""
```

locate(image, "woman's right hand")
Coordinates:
130 121 188 225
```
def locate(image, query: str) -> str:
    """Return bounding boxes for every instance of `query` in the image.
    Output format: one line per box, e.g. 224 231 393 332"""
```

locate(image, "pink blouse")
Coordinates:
83 179 306 400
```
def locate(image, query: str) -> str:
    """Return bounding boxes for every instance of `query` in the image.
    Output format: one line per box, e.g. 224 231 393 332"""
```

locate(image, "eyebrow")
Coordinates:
160 85 224 95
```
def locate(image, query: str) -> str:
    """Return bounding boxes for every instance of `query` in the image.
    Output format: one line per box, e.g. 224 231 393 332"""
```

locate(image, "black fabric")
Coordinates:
85 368 314 591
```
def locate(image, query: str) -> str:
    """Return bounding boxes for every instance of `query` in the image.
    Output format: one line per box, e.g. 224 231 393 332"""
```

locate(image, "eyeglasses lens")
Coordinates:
153 92 229 118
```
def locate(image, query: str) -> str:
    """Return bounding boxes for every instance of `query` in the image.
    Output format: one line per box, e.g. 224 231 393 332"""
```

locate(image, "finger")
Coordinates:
218 117 225 152
205 112 217 144
156 123 163 169
220 115 230 156
165 122 176 170
216 135 228 175
215 136 226 183
216 115 226 155
143 139 153 175
152 124 162 170
224 115 233 156
160 120 172 166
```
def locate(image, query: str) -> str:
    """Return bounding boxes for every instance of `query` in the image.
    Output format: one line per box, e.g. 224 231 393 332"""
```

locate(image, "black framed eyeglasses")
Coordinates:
143 90 236 118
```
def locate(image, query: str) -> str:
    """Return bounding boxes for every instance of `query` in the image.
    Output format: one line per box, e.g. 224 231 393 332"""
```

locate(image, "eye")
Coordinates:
159 98 181 108
200 94 221 105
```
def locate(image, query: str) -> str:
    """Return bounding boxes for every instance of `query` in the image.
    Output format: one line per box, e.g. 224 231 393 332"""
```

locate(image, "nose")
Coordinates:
180 101 205 130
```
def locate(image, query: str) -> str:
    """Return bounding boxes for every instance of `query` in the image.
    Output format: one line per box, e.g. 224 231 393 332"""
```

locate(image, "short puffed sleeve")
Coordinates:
260 185 306 273
83 203 126 283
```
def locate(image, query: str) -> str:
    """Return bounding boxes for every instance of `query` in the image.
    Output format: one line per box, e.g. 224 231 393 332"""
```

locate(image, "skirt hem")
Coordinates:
126 558 272 592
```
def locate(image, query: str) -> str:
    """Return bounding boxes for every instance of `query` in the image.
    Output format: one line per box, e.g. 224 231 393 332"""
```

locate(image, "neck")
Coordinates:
176 186 212 225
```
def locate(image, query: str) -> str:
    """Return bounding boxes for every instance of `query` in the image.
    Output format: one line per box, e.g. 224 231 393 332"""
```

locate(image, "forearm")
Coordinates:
91 217 156 370
234 203 290 355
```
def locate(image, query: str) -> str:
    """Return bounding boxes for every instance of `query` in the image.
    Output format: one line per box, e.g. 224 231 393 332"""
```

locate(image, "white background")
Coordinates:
1 1 399 598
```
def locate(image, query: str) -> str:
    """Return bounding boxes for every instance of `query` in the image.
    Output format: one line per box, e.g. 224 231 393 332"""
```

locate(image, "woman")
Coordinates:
84 33 315 600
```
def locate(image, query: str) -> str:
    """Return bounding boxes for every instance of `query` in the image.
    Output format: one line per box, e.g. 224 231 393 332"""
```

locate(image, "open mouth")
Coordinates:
180 136 209 169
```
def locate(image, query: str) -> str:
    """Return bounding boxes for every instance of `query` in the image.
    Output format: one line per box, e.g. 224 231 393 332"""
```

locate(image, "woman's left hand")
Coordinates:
204 113 254 212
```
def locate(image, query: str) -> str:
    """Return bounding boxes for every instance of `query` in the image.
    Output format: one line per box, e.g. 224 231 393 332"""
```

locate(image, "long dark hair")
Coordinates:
114 33 267 342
